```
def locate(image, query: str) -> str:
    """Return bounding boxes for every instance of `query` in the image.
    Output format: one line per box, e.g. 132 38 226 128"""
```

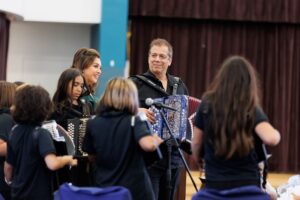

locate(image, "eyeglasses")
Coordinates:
149 53 169 60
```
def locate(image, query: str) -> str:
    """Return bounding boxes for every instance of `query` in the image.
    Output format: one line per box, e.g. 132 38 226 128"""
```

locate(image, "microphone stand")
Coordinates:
156 107 198 200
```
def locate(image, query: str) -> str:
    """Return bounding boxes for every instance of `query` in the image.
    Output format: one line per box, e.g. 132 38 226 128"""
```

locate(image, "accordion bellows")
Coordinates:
43 118 90 156
42 120 75 155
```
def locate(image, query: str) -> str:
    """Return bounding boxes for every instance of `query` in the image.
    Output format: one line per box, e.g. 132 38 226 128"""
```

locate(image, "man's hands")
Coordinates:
138 108 156 124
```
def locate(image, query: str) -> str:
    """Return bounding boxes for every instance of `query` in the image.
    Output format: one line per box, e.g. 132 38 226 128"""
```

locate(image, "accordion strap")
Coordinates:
134 75 180 96
134 75 169 95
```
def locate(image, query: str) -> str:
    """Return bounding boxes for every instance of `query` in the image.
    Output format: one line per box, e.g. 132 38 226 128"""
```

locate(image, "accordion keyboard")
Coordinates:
67 118 89 156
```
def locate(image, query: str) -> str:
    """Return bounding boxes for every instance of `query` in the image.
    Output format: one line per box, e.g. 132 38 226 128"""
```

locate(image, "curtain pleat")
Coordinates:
130 0 300 24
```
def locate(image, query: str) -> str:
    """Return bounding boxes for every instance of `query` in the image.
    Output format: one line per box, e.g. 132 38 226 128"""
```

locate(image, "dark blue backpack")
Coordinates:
54 183 132 200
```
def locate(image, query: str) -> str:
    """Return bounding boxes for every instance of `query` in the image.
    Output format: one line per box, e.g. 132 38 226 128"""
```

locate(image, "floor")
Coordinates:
185 171 297 200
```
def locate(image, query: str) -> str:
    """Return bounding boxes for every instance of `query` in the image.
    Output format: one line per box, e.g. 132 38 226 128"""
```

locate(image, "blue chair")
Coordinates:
192 185 270 200
54 183 132 200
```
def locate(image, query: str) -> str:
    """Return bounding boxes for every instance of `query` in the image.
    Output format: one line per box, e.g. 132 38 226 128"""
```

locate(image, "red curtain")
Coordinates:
129 2 300 173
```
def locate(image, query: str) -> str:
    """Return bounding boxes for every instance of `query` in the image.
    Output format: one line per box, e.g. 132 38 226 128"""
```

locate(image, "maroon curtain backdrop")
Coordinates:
130 0 300 23
0 13 10 80
129 1 300 173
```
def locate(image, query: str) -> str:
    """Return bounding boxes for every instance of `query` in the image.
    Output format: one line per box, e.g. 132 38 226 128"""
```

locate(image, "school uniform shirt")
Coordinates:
194 100 269 189
82 110 155 200
6 124 56 200
0 108 15 198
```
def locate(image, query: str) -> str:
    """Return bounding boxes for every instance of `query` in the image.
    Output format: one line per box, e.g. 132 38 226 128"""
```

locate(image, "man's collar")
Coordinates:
144 70 174 84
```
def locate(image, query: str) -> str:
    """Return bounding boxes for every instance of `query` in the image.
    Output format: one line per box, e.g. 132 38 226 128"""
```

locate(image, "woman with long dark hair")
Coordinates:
50 68 92 188
51 68 92 130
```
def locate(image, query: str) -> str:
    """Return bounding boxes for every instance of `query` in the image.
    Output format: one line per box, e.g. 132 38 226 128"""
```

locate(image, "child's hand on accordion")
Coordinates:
44 154 78 171
62 155 78 168
68 156 78 167
152 133 163 147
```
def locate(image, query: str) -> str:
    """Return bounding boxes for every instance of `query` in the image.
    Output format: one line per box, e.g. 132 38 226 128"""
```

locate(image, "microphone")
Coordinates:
145 98 177 111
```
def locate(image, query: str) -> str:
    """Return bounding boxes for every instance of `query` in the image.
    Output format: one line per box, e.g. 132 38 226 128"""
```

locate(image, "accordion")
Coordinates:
42 120 65 142
42 120 75 155
149 95 201 141
67 118 90 156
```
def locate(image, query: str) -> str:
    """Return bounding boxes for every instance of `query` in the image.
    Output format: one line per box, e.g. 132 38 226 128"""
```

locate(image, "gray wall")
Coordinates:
7 21 91 96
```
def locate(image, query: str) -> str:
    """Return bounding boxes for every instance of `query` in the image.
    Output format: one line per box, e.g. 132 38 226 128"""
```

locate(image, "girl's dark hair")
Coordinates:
203 55 261 159
13 85 52 124
52 68 83 113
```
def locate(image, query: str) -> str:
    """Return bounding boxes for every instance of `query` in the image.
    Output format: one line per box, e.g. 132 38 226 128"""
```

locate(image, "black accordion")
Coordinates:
67 118 90 156
67 118 94 186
